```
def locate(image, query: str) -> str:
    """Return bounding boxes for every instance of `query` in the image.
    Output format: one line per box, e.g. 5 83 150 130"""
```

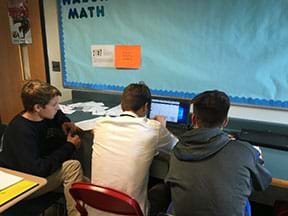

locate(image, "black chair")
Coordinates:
157 213 174 216
0 124 7 167
0 124 6 136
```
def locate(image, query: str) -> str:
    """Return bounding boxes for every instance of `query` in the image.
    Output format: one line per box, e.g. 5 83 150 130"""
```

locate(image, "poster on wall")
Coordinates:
91 45 115 68
91 45 141 69
8 0 32 44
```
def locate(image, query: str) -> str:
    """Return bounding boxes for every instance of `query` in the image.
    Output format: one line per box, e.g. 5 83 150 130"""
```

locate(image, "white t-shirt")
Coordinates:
90 111 178 216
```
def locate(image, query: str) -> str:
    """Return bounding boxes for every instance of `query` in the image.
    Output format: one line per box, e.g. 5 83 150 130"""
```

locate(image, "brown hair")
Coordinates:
121 83 151 112
21 80 61 112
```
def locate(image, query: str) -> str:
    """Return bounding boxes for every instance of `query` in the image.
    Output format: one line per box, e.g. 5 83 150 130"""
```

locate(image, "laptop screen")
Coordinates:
149 98 191 125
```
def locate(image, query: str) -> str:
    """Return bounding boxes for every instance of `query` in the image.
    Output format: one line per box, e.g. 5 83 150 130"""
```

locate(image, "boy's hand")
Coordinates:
62 122 78 135
153 115 167 127
67 132 81 149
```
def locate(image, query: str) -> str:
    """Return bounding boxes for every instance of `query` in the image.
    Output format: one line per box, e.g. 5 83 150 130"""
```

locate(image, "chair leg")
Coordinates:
55 201 67 216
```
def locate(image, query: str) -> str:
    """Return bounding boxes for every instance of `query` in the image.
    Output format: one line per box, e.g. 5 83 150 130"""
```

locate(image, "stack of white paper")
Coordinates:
59 104 76 114
75 118 99 131
105 104 122 116
60 101 108 116
0 170 23 190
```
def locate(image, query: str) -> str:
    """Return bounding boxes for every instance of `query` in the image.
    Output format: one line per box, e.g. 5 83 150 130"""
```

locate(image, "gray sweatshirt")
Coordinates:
165 128 272 216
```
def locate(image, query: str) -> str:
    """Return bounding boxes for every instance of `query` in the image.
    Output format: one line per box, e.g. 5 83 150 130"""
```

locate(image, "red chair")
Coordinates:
69 182 144 216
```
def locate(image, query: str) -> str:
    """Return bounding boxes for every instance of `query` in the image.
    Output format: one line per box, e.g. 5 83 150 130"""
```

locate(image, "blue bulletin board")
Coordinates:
58 0 288 109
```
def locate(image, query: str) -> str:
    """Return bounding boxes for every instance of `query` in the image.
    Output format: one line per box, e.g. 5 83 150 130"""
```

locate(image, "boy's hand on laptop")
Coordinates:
154 115 167 127
67 132 81 149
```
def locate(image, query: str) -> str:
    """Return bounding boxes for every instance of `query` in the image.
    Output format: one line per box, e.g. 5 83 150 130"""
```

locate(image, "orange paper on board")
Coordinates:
115 45 141 69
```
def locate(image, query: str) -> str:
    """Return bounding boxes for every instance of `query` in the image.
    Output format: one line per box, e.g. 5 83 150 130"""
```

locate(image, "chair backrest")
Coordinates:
69 182 144 216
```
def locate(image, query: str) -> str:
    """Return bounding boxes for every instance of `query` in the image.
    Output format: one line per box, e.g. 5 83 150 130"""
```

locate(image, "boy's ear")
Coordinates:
192 113 198 128
144 102 149 113
222 117 229 128
139 103 149 117
33 104 42 112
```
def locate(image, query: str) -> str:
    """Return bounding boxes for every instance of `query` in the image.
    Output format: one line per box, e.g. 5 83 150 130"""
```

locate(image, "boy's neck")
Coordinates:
22 111 43 122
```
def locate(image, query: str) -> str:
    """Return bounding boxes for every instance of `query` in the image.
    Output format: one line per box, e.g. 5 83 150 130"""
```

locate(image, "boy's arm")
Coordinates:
156 125 178 154
53 109 71 125
45 110 81 143
250 148 272 191
6 127 76 177
53 110 82 136
150 115 178 154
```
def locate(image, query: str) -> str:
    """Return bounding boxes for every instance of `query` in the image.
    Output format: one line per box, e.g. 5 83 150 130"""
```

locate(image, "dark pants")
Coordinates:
148 182 171 216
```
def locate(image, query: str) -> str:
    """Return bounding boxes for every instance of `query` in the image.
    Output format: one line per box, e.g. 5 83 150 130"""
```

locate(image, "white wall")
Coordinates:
229 105 288 124
44 0 71 102
44 0 288 124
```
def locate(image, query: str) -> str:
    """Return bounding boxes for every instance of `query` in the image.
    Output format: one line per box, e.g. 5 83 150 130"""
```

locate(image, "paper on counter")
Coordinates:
59 104 76 114
80 102 105 112
105 104 122 117
75 118 99 131
60 101 108 115
92 110 107 116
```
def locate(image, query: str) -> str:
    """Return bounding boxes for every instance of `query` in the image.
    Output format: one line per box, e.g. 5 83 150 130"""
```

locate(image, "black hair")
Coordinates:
192 90 230 128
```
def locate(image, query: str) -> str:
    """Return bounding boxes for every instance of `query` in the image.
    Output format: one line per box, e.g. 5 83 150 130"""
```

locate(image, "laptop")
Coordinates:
148 97 191 128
